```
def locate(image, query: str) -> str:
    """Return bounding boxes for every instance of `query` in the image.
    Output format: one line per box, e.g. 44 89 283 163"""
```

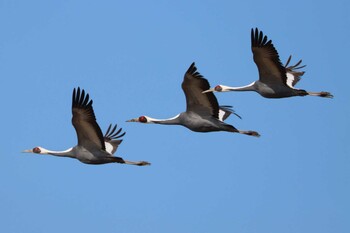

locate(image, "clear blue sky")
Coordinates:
1 1 349 232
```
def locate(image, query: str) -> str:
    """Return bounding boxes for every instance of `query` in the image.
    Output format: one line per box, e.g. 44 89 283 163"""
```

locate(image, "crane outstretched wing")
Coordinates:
251 28 288 86
284 55 306 88
219 105 241 121
182 62 220 119
71 87 105 150
104 124 126 154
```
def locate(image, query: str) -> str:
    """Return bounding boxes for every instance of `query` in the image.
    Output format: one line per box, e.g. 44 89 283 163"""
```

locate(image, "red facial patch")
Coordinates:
139 116 147 123
33 147 41 153
214 85 222 92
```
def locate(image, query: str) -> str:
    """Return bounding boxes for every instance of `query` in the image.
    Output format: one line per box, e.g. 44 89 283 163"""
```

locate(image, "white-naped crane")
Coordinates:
203 28 333 98
126 62 260 137
23 87 150 166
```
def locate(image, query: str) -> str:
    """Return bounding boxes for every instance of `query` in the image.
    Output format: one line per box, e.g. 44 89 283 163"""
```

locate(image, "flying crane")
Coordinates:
23 87 150 166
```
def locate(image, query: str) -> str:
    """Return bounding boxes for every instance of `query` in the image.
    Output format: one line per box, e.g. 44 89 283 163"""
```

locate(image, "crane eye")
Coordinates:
214 85 222 92
139 116 147 123
33 147 41 153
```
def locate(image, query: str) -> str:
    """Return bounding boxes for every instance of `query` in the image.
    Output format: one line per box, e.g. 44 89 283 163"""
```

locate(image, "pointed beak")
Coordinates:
126 118 139 122
202 88 215 94
22 149 33 153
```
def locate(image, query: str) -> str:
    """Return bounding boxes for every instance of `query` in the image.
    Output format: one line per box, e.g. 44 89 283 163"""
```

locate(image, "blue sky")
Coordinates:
0 0 349 232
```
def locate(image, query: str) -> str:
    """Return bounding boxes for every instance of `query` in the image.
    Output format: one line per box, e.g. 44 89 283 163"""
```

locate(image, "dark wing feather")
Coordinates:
181 62 220 119
284 55 306 87
71 87 105 150
104 124 126 141
219 105 242 120
104 124 125 154
251 28 288 85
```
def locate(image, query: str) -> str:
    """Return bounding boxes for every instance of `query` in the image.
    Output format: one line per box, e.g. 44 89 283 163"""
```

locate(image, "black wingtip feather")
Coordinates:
219 105 242 120
186 62 204 79
285 55 292 67
252 27 273 48
285 55 306 70
284 56 306 87
105 124 113 136
104 124 126 141
72 87 93 109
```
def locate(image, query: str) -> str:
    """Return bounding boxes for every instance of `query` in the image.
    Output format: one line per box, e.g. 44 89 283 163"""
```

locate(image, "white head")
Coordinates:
22 146 74 157
126 114 180 124
202 85 232 93
22 146 49 154
126 116 155 123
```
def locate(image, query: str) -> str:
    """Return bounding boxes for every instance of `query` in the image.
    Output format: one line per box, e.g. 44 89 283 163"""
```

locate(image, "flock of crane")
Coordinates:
23 28 333 166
